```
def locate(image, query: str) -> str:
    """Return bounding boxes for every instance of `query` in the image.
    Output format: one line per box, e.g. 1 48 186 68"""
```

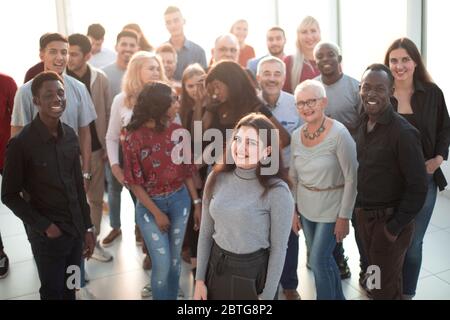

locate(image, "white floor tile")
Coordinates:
0 260 41 300
422 230 450 274
430 196 450 229
415 275 450 300
1 234 34 264
436 269 450 284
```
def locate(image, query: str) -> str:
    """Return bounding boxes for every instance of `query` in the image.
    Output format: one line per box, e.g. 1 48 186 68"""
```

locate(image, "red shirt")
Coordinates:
122 123 195 197
0 73 17 170
282 55 320 94
238 44 256 67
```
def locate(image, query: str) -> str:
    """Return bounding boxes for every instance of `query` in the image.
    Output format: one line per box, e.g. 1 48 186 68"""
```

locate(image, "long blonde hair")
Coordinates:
290 16 321 90
122 51 168 108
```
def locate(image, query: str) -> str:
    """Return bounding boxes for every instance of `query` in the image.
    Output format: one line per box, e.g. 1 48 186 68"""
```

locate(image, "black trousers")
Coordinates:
206 241 269 300
27 226 82 300
355 208 414 300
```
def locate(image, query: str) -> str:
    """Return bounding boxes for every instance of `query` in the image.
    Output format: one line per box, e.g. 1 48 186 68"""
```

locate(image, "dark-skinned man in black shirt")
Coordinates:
1 71 95 300
355 64 427 300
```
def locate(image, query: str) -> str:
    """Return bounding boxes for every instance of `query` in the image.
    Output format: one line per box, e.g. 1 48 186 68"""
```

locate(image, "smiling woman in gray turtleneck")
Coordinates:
193 113 294 301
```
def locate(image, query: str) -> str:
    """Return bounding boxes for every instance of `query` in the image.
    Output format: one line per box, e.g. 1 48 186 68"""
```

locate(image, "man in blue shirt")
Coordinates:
247 27 287 77
164 6 207 80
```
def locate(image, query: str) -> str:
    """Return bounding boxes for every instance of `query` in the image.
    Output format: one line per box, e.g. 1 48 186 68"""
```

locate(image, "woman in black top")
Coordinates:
384 37 450 299
201 60 290 149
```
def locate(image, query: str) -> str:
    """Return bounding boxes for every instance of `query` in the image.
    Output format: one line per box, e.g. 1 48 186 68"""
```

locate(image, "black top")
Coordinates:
355 105 428 236
392 80 450 190
1 115 92 238
67 68 102 152
399 113 418 130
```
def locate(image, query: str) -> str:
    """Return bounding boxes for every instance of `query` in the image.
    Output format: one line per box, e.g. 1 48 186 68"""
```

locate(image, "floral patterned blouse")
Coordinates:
122 123 195 197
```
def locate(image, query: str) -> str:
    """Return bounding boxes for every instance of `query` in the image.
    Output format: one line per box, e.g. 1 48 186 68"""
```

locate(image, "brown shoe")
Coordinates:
143 254 152 270
283 289 301 300
101 229 121 247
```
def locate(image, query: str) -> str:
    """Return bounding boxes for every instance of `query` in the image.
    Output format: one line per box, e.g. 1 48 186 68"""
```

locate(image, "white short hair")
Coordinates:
294 79 326 99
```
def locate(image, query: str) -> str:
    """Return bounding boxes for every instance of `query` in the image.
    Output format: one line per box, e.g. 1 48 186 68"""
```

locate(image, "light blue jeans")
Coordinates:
136 186 190 300
105 164 124 229
301 215 345 300
403 174 437 296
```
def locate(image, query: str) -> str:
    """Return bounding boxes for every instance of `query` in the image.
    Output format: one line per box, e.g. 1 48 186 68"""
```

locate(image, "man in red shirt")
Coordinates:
0 71 17 279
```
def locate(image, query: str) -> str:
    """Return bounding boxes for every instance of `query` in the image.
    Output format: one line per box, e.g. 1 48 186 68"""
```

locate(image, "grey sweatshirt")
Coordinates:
196 167 294 300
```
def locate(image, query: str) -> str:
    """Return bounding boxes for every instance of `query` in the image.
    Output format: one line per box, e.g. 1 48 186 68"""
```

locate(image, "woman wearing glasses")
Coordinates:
122 82 202 300
290 79 357 299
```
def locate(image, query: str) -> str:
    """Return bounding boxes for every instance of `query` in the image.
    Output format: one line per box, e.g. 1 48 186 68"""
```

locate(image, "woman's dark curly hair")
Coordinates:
126 82 173 132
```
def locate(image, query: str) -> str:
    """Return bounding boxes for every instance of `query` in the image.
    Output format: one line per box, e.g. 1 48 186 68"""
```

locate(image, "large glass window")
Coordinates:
426 0 450 103
68 0 275 63
0 0 57 84
340 0 407 81
277 0 336 56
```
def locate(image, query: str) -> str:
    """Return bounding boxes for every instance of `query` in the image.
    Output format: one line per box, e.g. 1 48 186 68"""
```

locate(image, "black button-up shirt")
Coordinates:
1 114 92 238
356 105 428 236
393 80 450 190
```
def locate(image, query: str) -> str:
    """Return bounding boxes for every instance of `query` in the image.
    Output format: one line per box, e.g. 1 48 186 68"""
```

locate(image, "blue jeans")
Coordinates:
105 164 123 229
280 231 299 290
403 174 437 296
301 215 345 300
136 186 190 300
105 164 137 229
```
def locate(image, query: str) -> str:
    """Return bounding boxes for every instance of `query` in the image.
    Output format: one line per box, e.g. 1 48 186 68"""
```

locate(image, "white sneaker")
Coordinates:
84 271 90 283
76 287 96 300
141 283 152 298
91 242 113 262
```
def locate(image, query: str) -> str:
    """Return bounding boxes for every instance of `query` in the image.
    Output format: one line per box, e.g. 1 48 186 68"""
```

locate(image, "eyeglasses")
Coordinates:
296 98 320 110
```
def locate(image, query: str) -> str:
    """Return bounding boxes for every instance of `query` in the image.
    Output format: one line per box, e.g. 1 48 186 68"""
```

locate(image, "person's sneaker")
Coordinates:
84 271 90 283
76 287 96 300
102 229 122 247
0 254 9 279
141 283 152 298
337 256 351 279
283 289 301 300
135 225 144 246
91 241 113 262
143 254 152 270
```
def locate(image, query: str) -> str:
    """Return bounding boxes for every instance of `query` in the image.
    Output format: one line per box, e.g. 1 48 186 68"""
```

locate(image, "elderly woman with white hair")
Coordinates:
290 79 358 299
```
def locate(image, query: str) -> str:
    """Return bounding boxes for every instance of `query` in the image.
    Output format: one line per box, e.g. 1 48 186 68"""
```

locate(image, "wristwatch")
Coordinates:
193 198 202 205
86 226 96 233
83 172 92 180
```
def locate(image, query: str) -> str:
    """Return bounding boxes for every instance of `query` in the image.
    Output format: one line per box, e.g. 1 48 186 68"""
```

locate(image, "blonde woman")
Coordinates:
283 16 321 94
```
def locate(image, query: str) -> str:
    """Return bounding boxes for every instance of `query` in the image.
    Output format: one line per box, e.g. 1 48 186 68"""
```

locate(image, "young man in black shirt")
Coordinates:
1 71 95 300
355 64 427 300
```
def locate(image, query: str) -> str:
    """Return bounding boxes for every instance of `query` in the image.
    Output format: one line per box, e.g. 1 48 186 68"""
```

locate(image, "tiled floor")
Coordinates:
1 180 450 300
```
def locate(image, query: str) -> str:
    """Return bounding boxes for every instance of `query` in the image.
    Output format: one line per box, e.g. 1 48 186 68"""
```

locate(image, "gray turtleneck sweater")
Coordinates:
196 167 294 300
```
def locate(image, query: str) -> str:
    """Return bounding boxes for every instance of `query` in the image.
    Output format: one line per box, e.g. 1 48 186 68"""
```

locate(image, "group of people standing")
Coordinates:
0 7 449 302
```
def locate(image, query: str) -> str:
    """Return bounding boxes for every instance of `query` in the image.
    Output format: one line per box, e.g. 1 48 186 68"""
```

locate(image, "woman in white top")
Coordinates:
290 79 357 299
104 52 167 296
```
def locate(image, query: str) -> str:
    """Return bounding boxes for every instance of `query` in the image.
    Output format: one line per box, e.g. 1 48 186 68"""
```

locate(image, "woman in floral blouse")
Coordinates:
122 82 201 300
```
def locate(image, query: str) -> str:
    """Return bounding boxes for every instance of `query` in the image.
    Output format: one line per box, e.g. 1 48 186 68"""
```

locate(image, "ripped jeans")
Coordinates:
136 185 190 300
